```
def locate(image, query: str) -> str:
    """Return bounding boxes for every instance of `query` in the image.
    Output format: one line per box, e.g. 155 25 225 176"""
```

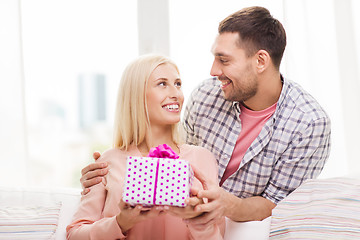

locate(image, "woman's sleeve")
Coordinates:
187 147 225 240
66 155 127 240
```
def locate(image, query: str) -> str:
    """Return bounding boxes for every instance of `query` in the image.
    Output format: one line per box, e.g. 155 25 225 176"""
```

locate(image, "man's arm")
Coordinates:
187 165 275 226
196 188 275 223
189 116 330 225
80 152 108 194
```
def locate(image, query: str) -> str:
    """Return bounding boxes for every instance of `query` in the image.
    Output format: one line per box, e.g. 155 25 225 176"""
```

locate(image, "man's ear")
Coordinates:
255 50 270 73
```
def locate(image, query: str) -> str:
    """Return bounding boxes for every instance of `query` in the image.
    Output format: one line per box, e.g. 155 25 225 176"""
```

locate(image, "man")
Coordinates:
80 6 331 225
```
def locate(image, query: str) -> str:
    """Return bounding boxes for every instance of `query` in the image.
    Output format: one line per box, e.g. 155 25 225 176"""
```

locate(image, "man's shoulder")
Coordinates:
280 78 329 122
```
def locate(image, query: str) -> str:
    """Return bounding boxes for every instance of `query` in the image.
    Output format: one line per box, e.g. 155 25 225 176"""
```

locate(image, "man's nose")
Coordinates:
210 60 222 76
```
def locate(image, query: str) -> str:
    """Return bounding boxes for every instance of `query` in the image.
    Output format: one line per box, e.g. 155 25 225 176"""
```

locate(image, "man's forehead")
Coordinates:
211 33 240 56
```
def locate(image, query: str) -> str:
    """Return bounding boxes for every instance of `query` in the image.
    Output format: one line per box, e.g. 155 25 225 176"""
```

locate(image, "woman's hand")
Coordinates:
116 200 168 233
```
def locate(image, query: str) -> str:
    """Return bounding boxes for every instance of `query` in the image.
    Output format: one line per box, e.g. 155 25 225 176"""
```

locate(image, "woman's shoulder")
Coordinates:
180 144 214 158
98 147 137 163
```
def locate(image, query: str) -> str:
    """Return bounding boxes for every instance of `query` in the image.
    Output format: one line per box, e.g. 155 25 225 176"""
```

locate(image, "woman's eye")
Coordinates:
158 82 166 86
175 82 182 87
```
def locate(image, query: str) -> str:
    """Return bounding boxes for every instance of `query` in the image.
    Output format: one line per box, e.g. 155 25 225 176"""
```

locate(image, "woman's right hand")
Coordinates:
116 200 167 233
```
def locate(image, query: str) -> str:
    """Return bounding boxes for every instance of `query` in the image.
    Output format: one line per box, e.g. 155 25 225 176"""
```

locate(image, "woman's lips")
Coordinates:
162 103 180 112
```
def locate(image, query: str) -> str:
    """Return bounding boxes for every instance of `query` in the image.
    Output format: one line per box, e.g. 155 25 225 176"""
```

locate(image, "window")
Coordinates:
2 1 360 189
20 1 138 188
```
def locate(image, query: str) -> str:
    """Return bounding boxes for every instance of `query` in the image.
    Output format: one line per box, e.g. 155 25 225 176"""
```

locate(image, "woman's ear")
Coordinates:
255 50 270 73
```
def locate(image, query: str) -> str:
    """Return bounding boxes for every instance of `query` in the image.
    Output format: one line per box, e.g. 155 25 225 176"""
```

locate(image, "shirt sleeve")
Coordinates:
66 159 126 239
263 116 331 204
183 87 200 146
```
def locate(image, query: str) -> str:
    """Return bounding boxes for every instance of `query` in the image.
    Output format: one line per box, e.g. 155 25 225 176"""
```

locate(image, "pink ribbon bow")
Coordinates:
148 144 179 159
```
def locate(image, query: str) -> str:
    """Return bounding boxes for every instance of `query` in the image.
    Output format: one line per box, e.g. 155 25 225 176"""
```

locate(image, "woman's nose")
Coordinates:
169 85 183 99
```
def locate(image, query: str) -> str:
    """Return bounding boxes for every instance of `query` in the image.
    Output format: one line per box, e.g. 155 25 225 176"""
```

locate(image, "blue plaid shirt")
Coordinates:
183 77 331 204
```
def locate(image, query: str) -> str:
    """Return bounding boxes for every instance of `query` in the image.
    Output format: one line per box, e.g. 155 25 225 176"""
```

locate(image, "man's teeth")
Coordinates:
163 104 179 110
221 80 231 86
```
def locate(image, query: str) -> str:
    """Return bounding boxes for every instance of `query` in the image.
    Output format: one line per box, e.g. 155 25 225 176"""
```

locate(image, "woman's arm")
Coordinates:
66 179 127 240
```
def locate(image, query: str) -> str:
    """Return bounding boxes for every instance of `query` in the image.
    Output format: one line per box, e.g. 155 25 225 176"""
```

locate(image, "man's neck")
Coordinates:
243 72 282 111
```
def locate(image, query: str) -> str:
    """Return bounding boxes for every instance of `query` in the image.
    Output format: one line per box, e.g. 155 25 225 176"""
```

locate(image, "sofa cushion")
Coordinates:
270 177 360 239
0 203 61 239
0 186 81 240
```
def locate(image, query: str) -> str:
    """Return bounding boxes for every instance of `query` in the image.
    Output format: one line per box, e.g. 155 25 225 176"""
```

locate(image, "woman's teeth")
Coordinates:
163 104 179 110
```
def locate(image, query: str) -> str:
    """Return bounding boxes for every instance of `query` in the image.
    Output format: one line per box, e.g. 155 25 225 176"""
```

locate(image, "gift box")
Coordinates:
122 156 193 207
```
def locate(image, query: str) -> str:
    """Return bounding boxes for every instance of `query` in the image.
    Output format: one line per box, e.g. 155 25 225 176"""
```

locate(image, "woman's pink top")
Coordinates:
67 144 224 240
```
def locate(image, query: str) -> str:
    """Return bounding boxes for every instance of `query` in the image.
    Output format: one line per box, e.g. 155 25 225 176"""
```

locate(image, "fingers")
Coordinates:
186 196 203 207
80 175 103 189
81 162 107 176
197 185 222 199
190 186 200 197
81 188 90 195
93 151 101 161
194 199 218 213
83 167 108 180
119 199 130 210
144 206 167 218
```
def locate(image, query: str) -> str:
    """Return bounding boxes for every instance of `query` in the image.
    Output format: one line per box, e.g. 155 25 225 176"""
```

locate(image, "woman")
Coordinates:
66 54 224 239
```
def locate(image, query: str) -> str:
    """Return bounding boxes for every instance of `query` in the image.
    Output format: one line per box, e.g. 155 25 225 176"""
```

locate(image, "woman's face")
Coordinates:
146 63 184 128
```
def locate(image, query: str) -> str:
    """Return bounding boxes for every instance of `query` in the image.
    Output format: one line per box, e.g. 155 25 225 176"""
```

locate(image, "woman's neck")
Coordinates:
137 125 179 156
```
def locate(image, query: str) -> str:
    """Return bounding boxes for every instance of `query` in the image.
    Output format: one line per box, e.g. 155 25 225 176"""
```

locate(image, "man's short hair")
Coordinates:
219 6 286 69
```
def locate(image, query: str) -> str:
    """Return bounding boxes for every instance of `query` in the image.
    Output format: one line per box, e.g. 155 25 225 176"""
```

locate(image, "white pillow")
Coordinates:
0 202 61 240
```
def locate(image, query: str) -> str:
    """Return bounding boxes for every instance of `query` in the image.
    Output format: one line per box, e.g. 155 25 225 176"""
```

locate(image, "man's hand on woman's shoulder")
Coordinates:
80 151 108 195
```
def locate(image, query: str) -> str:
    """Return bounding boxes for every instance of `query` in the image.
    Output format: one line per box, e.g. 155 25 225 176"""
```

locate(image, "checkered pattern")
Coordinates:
183 77 331 204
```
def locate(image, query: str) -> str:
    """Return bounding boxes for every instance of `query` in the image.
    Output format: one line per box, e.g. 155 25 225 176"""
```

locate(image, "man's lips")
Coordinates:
219 79 232 89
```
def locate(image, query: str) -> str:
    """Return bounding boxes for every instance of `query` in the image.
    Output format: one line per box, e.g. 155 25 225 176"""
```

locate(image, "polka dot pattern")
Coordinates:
155 158 191 207
122 156 192 207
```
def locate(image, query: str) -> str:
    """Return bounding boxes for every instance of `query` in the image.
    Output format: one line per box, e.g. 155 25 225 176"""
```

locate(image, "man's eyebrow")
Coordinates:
214 52 229 57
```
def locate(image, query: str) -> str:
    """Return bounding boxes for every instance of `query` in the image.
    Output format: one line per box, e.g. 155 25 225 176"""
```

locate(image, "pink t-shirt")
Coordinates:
220 102 277 186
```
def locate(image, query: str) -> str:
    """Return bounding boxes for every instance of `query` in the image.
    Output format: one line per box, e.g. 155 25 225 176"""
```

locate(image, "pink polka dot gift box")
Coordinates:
122 144 193 207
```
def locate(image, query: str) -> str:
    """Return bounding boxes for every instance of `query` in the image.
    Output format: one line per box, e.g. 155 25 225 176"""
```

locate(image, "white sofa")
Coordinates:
0 186 273 240
1 177 359 240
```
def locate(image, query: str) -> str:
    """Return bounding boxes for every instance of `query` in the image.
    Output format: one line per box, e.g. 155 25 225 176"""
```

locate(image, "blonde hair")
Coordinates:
113 54 183 150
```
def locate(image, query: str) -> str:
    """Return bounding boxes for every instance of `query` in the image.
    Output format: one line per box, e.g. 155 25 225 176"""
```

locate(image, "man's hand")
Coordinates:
188 164 276 225
167 188 204 219
186 165 233 227
80 152 108 195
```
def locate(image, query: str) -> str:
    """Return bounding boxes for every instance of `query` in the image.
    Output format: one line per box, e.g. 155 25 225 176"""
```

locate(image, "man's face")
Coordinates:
210 32 258 102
